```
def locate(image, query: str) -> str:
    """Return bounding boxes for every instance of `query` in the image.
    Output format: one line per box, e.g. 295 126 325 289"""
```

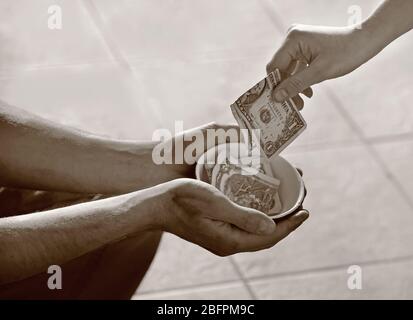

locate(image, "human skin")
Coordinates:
267 0 413 103
0 101 309 298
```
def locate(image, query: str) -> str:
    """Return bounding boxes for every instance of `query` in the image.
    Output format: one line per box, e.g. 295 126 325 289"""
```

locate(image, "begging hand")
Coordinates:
155 178 309 256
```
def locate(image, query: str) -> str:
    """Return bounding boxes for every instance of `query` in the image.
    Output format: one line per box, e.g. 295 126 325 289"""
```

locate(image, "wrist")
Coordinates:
357 15 394 58
343 24 381 68
121 182 175 234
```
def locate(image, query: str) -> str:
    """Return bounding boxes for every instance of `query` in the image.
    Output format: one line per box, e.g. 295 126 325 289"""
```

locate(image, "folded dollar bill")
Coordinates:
230 69 306 159
211 160 282 215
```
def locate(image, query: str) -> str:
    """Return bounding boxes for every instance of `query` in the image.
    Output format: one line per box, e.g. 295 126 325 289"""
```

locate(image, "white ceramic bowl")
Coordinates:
195 143 305 219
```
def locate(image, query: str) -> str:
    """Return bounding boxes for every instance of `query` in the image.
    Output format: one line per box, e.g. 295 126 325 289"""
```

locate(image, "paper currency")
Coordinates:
230 69 306 159
211 161 282 215
239 155 273 177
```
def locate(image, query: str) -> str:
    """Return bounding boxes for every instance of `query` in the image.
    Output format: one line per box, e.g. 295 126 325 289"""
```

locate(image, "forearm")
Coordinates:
0 101 188 194
0 186 162 284
361 0 413 54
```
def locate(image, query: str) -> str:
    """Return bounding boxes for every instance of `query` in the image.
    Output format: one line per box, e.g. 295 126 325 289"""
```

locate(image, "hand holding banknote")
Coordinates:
267 0 413 103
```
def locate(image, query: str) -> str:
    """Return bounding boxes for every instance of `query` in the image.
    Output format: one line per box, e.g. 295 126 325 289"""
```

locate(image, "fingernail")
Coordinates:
258 220 276 235
274 89 288 102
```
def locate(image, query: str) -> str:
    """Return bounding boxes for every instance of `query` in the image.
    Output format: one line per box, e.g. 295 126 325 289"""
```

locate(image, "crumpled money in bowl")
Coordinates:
195 142 305 219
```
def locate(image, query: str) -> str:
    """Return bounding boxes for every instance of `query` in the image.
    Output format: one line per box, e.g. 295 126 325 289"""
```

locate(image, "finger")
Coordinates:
293 61 314 98
278 63 312 102
302 87 313 98
176 195 276 236
272 64 322 102
221 203 277 235
241 210 309 251
292 95 304 111
266 41 295 75
286 60 299 75
219 210 310 253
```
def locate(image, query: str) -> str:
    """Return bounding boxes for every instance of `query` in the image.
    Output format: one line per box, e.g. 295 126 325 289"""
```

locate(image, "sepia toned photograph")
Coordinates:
0 0 412 303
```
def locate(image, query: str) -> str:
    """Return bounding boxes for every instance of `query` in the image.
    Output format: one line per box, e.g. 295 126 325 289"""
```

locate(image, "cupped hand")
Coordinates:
158 178 309 256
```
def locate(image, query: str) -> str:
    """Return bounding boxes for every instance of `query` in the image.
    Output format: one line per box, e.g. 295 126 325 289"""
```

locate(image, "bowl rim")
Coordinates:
195 143 306 219
267 156 305 219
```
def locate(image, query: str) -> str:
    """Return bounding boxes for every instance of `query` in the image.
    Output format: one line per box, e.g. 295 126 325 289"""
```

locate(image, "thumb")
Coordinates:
219 202 277 236
272 65 321 102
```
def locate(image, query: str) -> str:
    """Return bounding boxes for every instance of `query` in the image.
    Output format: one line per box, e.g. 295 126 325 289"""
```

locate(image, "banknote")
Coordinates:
238 154 274 177
211 162 282 215
230 69 306 159
218 147 275 178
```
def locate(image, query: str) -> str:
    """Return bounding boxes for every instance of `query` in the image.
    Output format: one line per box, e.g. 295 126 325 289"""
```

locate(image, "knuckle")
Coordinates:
287 24 301 37
178 177 196 188
173 178 198 194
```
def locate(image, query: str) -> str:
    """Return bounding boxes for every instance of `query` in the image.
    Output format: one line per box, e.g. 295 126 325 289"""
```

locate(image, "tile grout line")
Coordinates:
136 279 248 298
243 253 413 284
366 133 413 145
81 0 133 72
259 0 413 211
136 253 413 296
257 0 288 38
228 257 258 300
325 89 413 210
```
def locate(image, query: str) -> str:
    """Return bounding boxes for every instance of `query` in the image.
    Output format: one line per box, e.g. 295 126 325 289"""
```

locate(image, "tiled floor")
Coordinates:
1 0 412 299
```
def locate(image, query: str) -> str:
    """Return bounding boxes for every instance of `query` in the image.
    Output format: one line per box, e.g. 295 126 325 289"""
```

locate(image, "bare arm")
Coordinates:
0 100 189 194
0 186 159 284
267 0 413 102
364 0 413 52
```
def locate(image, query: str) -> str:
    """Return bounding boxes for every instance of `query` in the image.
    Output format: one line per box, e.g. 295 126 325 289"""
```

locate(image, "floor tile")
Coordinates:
134 282 251 300
374 140 413 199
0 0 110 74
131 59 265 131
232 146 413 278
91 0 278 63
0 64 159 140
288 90 358 150
137 233 240 294
328 36 413 139
249 259 413 299
130 59 357 149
